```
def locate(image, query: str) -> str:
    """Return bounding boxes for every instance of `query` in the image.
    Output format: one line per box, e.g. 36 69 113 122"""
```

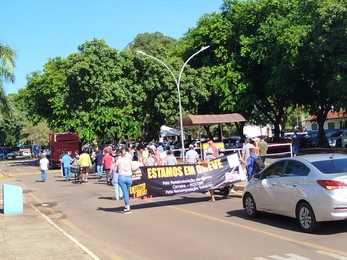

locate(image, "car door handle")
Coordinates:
292 184 298 187
271 183 277 186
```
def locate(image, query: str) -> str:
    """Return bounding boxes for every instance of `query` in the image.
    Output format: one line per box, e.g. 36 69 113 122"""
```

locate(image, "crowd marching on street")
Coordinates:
38 143 189 214
38 137 269 213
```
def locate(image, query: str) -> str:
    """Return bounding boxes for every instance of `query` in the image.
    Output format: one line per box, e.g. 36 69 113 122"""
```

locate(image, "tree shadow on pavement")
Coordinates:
6 159 39 167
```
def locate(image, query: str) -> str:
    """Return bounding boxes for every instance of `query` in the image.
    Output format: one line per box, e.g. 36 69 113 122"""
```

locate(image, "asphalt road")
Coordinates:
2 158 347 260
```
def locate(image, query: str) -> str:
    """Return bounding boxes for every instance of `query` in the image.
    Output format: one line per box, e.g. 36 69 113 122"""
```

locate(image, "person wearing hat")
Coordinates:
185 144 199 164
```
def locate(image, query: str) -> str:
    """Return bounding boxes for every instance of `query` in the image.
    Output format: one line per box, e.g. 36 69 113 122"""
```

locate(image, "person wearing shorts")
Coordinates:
78 149 92 182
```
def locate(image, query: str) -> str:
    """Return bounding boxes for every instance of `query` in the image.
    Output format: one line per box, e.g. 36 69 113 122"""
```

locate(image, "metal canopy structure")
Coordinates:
182 113 246 126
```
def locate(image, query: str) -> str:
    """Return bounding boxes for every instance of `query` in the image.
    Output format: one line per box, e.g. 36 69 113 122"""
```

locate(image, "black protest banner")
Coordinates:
130 153 246 198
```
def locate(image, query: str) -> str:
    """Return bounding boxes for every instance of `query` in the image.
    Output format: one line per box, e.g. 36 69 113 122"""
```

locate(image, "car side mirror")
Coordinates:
253 173 261 179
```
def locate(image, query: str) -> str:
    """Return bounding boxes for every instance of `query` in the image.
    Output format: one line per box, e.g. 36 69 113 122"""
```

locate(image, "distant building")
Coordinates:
304 110 347 131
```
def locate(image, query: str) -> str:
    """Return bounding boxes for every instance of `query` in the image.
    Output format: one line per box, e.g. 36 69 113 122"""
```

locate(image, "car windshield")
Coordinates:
330 131 344 137
311 158 347 174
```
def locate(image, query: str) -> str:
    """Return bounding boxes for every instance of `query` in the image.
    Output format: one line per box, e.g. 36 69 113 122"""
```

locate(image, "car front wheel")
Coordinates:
296 202 320 233
243 193 259 218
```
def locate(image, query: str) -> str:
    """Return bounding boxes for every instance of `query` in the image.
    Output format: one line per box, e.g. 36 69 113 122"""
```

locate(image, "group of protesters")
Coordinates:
39 143 190 214
38 138 268 212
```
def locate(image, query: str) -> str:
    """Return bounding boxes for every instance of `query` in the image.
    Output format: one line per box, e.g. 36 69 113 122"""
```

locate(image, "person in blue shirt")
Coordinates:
60 151 72 181
246 148 258 181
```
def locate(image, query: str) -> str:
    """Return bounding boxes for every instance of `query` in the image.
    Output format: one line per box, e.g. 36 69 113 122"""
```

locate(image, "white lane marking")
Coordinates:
316 250 347 260
255 254 310 260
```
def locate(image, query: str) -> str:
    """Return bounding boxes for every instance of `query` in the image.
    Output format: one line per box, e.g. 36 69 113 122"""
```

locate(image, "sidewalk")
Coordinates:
0 176 98 260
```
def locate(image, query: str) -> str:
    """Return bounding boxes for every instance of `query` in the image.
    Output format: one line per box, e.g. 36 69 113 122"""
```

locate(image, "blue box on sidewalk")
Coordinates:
2 184 23 214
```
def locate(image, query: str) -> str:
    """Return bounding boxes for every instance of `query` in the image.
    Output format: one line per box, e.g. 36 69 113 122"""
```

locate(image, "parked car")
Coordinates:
223 137 243 150
264 136 292 154
21 150 32 158
327 130 347 148
243 153 347 233
0 153 7 160
7 151 20 159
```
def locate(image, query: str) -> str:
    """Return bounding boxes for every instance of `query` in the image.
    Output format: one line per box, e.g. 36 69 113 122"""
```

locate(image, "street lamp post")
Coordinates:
136 46 210 160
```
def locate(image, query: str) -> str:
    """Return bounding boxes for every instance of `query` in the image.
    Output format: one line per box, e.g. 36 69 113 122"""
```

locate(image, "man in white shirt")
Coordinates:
39 154 49 182
185 144 199 164
242 138 255 161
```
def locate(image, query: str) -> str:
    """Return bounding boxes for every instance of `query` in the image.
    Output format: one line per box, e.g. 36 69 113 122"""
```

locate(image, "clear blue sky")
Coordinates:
1 0 223 94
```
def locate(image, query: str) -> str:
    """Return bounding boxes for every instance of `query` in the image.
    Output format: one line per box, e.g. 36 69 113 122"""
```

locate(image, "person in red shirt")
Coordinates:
207 140 218 157
102 150 114 185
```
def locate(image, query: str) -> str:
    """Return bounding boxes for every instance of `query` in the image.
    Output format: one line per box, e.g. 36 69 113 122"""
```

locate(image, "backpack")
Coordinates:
251 156 265 175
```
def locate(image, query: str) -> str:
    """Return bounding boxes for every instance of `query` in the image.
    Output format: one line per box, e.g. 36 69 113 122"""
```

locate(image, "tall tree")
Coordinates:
294 0 347 145
128 33 211 141
179 0 347 143
0 42 16 117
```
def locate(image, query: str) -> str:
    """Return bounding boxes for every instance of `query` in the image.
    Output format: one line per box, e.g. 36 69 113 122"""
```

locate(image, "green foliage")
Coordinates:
0 42 16 117
11 1 347 146
21 120 50 147
126 32 178 58
179 0 347 140
17 35 211 143
0 117 21 147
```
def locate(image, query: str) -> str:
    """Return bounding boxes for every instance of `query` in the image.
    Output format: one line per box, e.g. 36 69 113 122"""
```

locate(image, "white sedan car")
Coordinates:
243 153 347 232
21 150 32 158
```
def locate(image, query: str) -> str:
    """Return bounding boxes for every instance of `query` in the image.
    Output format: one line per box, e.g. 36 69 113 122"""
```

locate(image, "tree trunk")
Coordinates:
235 122 246 138
203 125 213 140
316 109 329 147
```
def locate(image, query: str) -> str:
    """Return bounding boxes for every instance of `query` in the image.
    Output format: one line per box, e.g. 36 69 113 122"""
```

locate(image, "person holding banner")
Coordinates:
116 147 133 214
206 148 217 202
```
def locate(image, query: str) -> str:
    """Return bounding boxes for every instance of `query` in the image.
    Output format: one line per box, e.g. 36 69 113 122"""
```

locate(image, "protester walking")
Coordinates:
94 149 104 179
185 144 199 164
147 150 155 166
292 130 300 156
60 151 72 181
246 147 264 181
116 147 133 214
78 149 92 182
165 150 177 165
39 154 49 182
102 150 113 185
258 136 268 163
242 138 255 161
111 161 123 200
207 140 218 157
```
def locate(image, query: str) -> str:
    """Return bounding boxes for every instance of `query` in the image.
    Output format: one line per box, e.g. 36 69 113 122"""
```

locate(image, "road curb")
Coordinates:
30 203 101 260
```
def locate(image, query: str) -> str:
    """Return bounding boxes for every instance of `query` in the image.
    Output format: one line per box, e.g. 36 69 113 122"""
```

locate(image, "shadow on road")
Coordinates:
6 158 39 167
226 209 347 235
97 194 239 213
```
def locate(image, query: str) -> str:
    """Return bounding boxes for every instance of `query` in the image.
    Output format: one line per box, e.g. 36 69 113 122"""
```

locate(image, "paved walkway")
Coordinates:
0 175 98 260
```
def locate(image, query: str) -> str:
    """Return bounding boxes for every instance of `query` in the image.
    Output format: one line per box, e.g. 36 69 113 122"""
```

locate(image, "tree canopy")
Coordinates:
0 42 16 117
7 0 347 147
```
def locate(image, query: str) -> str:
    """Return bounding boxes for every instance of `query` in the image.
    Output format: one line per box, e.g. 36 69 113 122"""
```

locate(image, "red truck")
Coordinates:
49 132 80 168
